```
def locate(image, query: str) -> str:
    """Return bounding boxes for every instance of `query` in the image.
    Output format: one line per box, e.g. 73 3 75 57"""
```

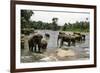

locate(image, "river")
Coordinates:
21 30 90 62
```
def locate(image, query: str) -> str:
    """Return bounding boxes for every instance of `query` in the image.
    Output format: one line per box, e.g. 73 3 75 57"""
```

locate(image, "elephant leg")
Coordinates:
42 44 47 52
57 38 59 47
60 39 63 48
74 40 76 46
83 36 85 41
37 43 41 53
34 44 37 52
80 37 82 42
76 37 79 42
78 37 80 41
72 40 75 46
78 37 81 42
31 46 33 52
29 44 32 52
68 41 70 46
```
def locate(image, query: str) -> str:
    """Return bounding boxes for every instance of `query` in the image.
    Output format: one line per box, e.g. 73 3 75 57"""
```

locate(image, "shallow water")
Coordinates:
21 30 90 62
34 30 89 51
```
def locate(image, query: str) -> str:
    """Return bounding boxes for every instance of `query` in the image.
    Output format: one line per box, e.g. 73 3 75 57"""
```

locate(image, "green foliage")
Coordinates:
21 10 89 33
62 23 68 31
21 10 33 21
27 17 60 31
62 21 89 32
21 10 33 29
21 10 34 34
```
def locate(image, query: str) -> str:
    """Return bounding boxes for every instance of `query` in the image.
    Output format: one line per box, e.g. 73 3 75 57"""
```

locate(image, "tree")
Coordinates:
21 10 34 34
21 10 34 29
21 10 33 21
62 23 68 31
52 17 58 30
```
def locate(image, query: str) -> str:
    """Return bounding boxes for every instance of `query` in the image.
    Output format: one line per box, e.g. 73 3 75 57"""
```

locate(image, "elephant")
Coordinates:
40 33 50 52
70 35 76 46
57 32 86 48
73 32 85 41
45 33 50 40
74 34 82 42
28 34 43 53
57 32 76 47
28 33 50 53
40 38 48 52
81 34 85 41
57 32 66 47
73 32 81 35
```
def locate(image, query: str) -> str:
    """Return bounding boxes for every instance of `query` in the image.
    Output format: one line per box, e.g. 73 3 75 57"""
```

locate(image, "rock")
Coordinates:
21 56 33 62
56 49 76 58
39 53 58 62
32 53 46 60
40 56 58 62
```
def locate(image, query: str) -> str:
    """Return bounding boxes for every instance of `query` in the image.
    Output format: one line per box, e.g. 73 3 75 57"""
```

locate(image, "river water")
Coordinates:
21 30 90 62
35 30 89 47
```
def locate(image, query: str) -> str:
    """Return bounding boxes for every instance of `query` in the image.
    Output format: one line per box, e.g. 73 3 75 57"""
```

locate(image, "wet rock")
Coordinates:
56 49 76 57
40 56 58 62
21 56 34 63
31 53 46 61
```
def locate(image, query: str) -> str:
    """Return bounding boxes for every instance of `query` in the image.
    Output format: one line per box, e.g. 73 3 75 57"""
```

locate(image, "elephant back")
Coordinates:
32 34 43 44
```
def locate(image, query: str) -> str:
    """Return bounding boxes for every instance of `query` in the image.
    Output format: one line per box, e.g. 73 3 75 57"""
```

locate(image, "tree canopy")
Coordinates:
21 10 89 34
21 10 34 29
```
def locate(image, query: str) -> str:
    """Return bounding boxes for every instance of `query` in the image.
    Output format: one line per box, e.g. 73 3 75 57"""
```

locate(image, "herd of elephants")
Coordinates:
21 30 86 53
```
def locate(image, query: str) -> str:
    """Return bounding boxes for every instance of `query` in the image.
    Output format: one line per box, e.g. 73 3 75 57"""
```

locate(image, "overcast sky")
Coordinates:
30 10 90 26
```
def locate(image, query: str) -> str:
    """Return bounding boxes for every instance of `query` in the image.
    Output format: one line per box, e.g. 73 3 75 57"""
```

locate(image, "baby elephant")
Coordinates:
40 33 50 52
40 39 48 52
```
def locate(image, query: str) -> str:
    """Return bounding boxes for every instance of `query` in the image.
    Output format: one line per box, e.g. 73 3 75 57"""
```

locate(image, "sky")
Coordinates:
30 10 90 26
